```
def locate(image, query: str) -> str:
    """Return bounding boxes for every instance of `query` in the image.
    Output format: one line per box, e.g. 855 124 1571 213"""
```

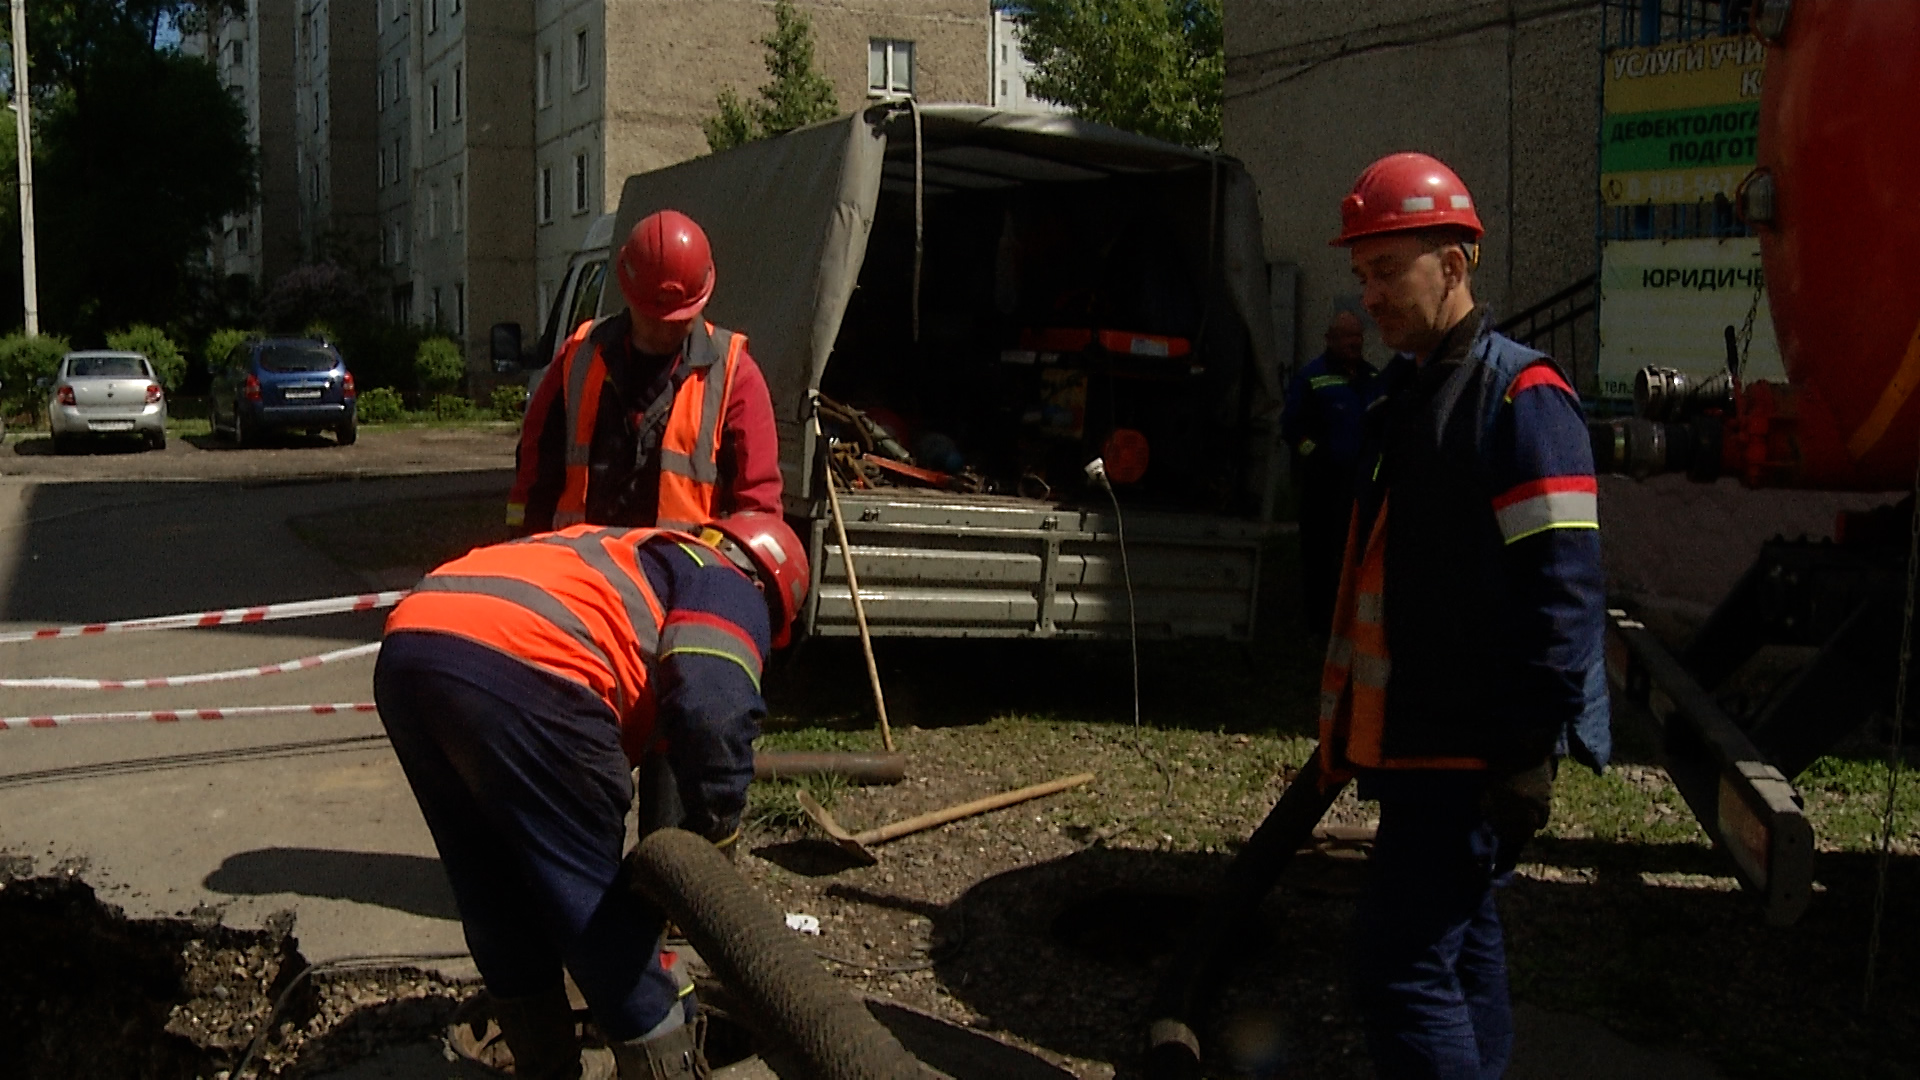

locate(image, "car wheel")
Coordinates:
147 430 166 451
233 408 252 448
52 434 75 455
336 416 357 446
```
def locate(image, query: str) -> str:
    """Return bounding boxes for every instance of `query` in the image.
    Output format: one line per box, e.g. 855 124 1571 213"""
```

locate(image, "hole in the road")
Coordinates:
1048 887 1201 964
0 872 474 1077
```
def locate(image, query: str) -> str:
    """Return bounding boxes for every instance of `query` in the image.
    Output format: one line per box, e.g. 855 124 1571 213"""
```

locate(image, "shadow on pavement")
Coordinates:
205 847 461 922
10 434 154 456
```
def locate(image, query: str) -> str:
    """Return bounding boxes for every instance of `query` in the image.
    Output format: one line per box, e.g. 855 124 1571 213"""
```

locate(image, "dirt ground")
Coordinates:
0 423 518 484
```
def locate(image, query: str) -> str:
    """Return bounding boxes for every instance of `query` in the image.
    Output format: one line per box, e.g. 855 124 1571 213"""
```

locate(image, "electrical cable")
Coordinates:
231 950 472 1079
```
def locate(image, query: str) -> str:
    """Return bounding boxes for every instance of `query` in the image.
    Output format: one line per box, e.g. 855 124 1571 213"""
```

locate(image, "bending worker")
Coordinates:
508 209 784 534
1282 310 1379 636
374 512 809 1078
1320 152 1609 1078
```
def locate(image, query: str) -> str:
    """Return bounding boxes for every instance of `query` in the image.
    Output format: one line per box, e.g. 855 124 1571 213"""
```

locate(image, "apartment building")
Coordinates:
182 2 301 285
988 7 1066 115
205 0 989 381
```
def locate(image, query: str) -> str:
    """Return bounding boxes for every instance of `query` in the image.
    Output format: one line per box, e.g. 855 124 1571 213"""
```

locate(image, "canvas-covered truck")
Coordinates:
494 104 1292 642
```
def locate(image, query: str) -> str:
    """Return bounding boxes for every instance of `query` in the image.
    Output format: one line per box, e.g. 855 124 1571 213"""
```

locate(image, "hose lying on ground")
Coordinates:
1143 753 1348 1080
629 828 926 1080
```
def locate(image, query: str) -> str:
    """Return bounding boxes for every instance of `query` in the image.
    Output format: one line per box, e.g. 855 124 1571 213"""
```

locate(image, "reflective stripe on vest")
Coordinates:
552 320 744 530
384 526 669 730
657 325 743 532
1316 500 1487 782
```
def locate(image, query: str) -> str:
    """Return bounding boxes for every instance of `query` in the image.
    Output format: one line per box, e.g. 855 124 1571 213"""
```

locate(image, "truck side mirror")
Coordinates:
490 322 524 373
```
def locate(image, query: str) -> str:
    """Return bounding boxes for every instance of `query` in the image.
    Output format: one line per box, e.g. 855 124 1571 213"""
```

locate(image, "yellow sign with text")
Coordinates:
1604 35 1766 114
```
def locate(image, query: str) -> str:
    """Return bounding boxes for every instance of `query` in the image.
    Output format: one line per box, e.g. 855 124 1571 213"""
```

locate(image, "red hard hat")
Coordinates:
617 209 715 321
1331 153 1485 247
700 512 811 649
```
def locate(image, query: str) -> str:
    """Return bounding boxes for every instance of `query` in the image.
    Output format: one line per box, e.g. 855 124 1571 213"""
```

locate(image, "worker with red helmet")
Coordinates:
373 512 809 1078
1318 152 1609 1077
507 209 783 535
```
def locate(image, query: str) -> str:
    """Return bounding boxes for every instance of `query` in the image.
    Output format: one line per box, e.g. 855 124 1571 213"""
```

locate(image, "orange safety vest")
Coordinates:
1317 499 1488 787
537 317 747 532
385 525 671 762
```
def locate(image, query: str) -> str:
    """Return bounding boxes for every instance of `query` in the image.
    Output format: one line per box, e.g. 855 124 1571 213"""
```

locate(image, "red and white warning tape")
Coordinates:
0 702 378 731
0 641 382 690
0 591 409 646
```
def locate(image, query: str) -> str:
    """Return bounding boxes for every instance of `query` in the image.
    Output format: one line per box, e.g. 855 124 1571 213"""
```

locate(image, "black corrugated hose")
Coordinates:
630 828 926 1080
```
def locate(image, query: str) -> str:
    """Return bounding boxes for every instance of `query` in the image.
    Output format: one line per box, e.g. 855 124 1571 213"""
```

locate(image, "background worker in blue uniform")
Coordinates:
375 512 810 1079
1282 310 1379 636
1318 152 1610 1079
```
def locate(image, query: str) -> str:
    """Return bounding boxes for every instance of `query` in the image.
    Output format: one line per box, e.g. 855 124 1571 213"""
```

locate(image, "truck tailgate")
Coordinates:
807 490 1274 640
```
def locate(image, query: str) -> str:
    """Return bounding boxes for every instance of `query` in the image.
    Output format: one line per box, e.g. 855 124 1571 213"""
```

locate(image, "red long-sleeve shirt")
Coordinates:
510 314 783 534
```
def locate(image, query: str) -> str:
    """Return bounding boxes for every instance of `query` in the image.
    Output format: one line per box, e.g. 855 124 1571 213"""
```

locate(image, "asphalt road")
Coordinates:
0 432 517 976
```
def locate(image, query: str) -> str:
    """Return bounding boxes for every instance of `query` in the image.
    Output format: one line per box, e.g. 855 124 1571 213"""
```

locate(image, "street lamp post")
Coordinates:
10 0 39 337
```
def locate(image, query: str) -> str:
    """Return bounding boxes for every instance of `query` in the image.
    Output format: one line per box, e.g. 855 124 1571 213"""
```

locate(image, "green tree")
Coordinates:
0 332 71 420
202 327 254 374
702 0 839 153
106 324 184 388
1012 0 1224 148
415 336 466 396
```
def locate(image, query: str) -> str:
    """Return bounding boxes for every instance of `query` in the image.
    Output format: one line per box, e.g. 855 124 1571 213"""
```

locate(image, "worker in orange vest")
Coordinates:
508 209 784 535
374 512 809 1079
1319 153 1609 1078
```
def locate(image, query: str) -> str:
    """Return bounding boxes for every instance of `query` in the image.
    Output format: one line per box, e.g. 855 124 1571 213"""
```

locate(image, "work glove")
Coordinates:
1480 760 1555 873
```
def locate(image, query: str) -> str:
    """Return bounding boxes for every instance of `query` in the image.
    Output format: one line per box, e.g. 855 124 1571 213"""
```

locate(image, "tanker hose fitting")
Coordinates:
1589 416 1723 483
1635 366 1735 422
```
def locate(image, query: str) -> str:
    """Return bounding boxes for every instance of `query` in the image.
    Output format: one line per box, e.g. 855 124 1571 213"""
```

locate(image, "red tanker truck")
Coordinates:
1592 0 1920 924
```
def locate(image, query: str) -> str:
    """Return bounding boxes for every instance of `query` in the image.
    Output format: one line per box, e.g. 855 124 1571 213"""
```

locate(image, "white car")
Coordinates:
48 351 168 453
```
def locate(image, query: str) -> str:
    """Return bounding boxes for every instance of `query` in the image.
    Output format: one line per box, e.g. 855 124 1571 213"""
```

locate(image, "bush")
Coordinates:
105 325 185 390
303 320 338 344
260 262 375 332
429 393 474 421
0 333 73 420
334 319 425 392
490 383 528 421
415 337 466 396
203 327 256 374
356 386 406 423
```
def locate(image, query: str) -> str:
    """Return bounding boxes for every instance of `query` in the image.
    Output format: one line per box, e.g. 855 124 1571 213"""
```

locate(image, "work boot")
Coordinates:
489 989 587 1080
609 1016 708 1079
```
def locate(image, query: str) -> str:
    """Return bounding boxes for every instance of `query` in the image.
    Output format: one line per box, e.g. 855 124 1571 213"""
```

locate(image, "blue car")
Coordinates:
210 337 358 446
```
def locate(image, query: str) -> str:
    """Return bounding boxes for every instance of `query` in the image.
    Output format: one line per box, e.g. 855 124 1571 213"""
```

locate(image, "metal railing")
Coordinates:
1497 273 1599 397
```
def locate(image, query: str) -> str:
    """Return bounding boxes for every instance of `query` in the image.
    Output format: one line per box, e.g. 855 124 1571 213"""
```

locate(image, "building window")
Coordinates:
538 50 553 107
428 186 440 238
230 39 245 67
300 13 310 53
393 58 404 102
430 81 440 131
377 146 386 188
572 29 589 90
428 0 439 32
452 0 461 13
452 173 464 232
868 39 914 97
377 69 385 110
309 163 319 202
389 222 405 266
455 282 466 335
572 152 588 214
236 226 249 253
312 91 320 132
430 286 443 327
539 166 553 223
453 64 463 120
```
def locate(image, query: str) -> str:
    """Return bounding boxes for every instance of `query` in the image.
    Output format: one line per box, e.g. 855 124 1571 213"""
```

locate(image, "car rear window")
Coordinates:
259 344 340 373
68 356 147 379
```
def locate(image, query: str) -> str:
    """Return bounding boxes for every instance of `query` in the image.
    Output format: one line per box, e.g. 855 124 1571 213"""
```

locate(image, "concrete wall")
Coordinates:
533 0 607 323
1224 0 1602 369
414 0 472 337
467 2 539 376
254 0 302 285
376 0 414 314
327 0 381 264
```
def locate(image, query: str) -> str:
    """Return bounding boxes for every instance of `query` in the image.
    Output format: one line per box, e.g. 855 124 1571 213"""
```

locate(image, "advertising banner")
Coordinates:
1597 238 1783 402
1601 35 1765 207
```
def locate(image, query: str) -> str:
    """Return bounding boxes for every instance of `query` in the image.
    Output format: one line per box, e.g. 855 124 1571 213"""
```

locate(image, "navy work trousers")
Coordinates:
1353 781 1515 1079
374 632 678 1042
